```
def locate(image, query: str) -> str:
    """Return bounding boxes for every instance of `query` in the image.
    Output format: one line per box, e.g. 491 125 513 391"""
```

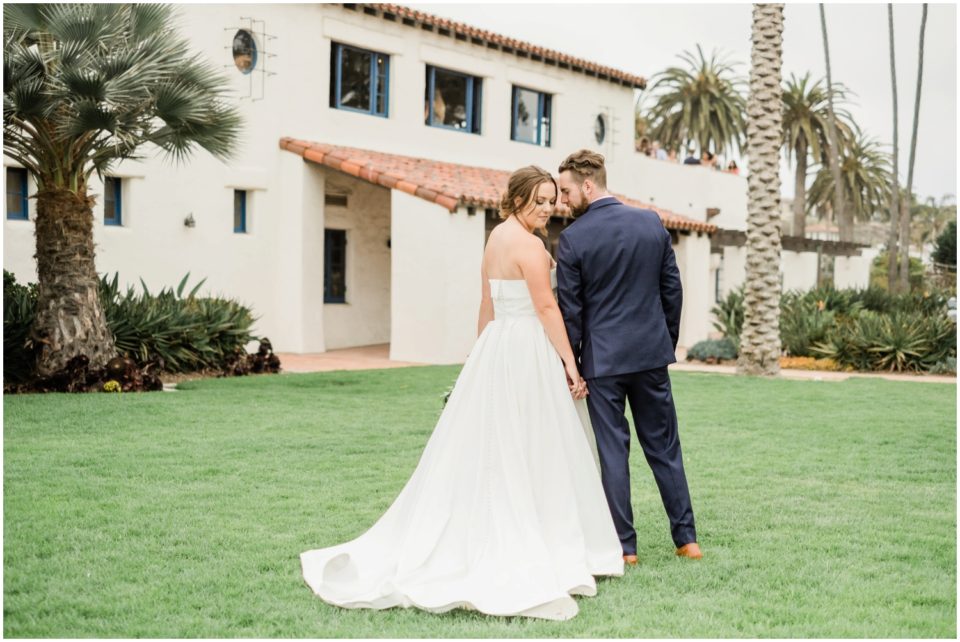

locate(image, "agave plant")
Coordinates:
812 309 956 372
778 296 837 357
3 4 242 376
101 273 257 373
710 287 744 349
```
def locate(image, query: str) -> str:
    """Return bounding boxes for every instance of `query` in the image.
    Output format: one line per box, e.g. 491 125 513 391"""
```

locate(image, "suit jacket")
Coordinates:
556 196 682 379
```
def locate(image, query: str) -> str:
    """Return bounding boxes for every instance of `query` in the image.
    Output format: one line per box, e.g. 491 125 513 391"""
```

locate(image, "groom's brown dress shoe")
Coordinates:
622 554 638 566
675 542 702 559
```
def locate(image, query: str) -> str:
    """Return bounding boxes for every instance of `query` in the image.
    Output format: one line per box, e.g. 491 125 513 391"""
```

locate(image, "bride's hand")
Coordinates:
565 362 588 400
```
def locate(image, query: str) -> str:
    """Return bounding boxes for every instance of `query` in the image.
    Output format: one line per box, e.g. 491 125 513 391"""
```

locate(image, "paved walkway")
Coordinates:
279 344 956 384
277 344 424 373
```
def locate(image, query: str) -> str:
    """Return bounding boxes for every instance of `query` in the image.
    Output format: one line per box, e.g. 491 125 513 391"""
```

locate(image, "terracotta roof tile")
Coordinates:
279 137 716 234
346 4 647 90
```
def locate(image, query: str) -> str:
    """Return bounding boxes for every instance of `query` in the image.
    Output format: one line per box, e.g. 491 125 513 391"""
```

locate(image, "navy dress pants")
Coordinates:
586 366 696 554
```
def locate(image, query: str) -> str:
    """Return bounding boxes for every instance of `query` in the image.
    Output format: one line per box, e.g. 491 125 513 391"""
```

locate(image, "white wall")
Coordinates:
4 3 747 360
322 170 392 350
630 154 747 227
297 162 327 353
390 192 486 364
835 247 880 289
273 151 311 352
673 233 713 347
720 246 747 300
781 251 819 292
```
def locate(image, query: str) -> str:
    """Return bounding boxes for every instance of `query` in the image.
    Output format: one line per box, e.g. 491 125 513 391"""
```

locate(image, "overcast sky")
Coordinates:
413 2 957 203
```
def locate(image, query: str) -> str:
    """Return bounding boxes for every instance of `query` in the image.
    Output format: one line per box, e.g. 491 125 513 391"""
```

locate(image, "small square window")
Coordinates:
325 229 347 303
6 168 29 220
425 66 482 134
330 42 389 117
511 86 552 147
234 190 247 233
104 177 122 226
325 193 348 207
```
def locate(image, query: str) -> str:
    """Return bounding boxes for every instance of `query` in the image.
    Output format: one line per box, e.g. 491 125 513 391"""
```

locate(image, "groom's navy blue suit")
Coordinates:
557 196 697 554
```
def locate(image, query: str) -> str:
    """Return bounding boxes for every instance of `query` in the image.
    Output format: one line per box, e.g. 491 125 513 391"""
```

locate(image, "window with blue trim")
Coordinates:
330 42 389 117
6 168 29 220
425 66 482 134
234 190 247 233
511 86 552 147
104 177 122 226
324 229 347 303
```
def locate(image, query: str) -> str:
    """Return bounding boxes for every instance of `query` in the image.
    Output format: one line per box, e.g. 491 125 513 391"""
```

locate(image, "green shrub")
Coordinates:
779 295 836 357
932 220 957 267
687 338 738 362
100 273 257 373
710 282 955 372
812 311 956 373
792 286 863 316
870 252 926 291
3 270 39 384
3 271 259 383
929 357 957 375
711 288 743 349
855 287 898 314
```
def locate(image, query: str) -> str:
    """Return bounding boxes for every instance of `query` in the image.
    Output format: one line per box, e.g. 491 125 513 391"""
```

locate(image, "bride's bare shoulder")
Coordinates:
513 234 551 268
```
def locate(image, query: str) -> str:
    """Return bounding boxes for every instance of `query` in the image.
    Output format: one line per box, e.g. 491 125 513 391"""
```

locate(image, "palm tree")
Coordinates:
911 194 956 250
807 130 893 230
781 73 853 237
642 45 747 158
899 3 929 292
3 4 242 376
738 3 784 377
819 4 849 241
886 3 902 291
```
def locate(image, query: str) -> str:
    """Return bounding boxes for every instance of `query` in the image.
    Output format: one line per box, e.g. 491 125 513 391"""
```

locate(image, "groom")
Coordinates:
555 149 701 564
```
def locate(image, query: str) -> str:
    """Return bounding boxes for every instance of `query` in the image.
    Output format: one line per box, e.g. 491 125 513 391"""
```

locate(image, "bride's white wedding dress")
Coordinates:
301 269 623 620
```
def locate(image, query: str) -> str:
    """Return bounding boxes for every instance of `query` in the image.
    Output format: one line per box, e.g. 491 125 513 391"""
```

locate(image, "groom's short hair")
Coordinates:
558 150 607 189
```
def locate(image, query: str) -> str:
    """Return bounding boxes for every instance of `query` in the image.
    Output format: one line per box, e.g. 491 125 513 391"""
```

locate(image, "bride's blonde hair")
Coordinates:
498 166 557 220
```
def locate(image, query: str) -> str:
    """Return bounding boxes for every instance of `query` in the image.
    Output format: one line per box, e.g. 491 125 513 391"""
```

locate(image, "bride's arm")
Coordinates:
517 239 586 397
477 263 494 336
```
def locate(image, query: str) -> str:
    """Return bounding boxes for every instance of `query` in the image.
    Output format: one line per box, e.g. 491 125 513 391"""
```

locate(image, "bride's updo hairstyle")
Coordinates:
498 165 557 221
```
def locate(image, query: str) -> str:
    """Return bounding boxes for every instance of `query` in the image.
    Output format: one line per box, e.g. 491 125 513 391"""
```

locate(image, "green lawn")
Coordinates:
3 368 956 637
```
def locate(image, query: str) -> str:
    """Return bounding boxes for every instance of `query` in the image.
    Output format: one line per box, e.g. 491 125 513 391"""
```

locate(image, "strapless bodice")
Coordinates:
489 269 557 319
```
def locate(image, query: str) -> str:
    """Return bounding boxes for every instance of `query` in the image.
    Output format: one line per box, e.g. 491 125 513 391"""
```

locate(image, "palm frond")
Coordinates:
642 45 746 155
3 2 242 187
807 129 893 221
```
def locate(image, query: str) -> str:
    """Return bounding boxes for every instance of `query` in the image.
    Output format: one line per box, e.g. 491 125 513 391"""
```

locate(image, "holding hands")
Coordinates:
565 361 589 400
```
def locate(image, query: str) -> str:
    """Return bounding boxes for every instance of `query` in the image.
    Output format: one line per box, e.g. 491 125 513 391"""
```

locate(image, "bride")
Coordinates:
301 166 624 621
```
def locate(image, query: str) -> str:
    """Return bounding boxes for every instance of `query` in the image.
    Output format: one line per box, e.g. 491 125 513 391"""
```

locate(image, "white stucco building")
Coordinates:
3 3 870 363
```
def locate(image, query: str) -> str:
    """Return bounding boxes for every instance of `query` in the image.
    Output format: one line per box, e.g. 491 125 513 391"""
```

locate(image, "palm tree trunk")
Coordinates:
820 4 849 242
793 139 808 237
886 4 902 292
899 3 928 293
738 3 784 377
31 185 116 376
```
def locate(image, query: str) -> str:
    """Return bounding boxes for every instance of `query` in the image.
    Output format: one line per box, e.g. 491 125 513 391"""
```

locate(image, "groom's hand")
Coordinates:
567 376 588 400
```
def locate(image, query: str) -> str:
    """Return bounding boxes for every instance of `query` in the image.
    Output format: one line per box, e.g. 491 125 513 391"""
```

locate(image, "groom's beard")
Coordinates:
568 187 590 217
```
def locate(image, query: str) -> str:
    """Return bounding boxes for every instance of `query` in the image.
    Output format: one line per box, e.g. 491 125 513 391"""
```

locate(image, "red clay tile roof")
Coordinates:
344 4 647 90
279 137 716 234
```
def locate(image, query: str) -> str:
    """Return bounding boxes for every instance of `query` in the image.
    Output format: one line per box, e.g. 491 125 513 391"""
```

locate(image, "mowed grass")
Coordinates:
3 368 956 638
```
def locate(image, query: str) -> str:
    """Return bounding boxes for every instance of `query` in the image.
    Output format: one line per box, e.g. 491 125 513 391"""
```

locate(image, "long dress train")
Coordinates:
300 270 623 620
